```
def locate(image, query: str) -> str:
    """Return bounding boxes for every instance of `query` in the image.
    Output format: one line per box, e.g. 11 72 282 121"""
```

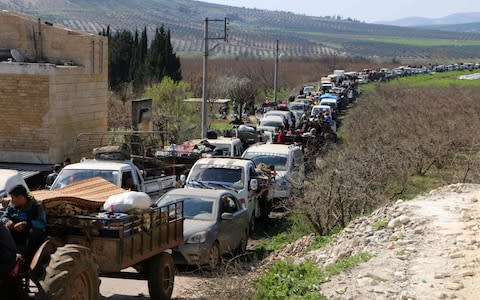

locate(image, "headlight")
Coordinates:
186 231 207 244
276 180 289 191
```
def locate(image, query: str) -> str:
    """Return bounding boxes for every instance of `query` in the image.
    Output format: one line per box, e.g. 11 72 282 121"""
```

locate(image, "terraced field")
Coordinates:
1 0 480 59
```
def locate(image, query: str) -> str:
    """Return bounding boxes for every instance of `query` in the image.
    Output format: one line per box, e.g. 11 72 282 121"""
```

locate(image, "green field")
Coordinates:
367 37 480 47
388 70 480 87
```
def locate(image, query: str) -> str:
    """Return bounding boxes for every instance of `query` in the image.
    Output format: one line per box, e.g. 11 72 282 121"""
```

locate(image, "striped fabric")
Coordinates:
32 177 126 210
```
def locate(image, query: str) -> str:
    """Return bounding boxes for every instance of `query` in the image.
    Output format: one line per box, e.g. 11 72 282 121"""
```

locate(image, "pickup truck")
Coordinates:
50 159 176 199
0 169 30 210
184 157 274 232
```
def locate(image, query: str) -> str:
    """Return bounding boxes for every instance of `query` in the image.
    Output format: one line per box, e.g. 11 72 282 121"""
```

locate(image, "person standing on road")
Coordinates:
63 157 71 167
45 164 62 188
276 127 285 144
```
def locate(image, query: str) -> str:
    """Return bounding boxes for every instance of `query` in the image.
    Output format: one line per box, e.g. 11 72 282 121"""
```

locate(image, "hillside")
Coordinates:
379 12 480 27
422 22 480 33
1 0 480 59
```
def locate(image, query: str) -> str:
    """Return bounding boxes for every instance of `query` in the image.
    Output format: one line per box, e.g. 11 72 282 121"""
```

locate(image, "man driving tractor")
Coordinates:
1 185 47 264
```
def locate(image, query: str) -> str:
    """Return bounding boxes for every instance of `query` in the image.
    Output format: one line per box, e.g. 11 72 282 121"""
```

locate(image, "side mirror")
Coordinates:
221 212 234 220
250 178 258 191
179 174 186 186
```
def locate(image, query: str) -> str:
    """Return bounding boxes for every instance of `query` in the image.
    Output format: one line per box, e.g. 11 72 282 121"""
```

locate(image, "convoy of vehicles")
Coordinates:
1 61 477 298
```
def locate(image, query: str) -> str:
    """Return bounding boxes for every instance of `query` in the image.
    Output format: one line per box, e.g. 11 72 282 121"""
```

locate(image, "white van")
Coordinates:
242 144 304 199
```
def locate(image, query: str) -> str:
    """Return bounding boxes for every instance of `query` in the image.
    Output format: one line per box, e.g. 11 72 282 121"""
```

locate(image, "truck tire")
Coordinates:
236 229 248 255
249 214 255 236
207 242 221 271
259 198 272 221
40 244 99 300
147 253 175 300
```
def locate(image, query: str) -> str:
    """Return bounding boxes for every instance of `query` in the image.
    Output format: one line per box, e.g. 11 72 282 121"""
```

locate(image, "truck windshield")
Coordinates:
211 143 231 156
243 153 288 171
51 169 119 189
189 165 243 188
289 104 304 111
311 107 329 116
260 120 283 127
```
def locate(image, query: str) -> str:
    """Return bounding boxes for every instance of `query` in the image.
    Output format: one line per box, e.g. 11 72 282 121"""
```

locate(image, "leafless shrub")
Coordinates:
298 84 480 234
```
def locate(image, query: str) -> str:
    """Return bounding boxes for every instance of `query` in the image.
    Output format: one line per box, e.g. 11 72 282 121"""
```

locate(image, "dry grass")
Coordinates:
298 84 480 235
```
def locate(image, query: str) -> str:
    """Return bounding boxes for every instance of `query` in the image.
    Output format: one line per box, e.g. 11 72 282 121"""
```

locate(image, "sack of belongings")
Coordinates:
102 191 152 213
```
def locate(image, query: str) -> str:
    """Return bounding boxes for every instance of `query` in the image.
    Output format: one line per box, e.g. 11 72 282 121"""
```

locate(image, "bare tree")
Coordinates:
214 75 258 117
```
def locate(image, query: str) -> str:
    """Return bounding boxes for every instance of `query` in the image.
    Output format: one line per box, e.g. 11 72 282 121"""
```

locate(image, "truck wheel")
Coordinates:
207 242 221 271
147 253 175 300
40 244 99 300
259 199 272 221
249 212 255 236
236 230 248 255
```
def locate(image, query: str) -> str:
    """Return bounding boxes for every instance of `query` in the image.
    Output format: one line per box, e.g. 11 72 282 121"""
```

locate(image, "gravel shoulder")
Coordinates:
315 183 480 300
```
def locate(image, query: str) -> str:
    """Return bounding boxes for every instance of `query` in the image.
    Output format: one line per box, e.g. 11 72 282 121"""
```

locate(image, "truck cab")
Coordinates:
242 144 304 200
51 159 176 198
185 157 267 231
0 169 29 202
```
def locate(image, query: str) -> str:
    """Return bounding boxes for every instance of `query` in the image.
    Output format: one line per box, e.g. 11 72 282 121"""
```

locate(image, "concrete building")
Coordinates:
0 10 108 166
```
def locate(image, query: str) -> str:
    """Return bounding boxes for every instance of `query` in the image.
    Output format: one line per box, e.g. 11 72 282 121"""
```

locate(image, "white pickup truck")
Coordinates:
185 157 274 232
0 169 29 200
50 159 176 199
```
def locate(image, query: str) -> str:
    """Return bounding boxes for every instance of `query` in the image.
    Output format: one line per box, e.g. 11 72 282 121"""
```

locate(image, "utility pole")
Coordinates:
201 17 228 139
273 39 279 102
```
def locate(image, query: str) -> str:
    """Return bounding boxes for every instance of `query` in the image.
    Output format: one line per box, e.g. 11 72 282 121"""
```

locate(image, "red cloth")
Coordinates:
276 131 285 144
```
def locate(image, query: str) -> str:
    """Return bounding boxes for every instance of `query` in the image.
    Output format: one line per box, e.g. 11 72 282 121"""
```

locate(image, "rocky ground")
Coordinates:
304 183 480 300
101 183 480 299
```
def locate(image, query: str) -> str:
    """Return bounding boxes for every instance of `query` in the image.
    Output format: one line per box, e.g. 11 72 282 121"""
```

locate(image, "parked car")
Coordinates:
157 188 249 269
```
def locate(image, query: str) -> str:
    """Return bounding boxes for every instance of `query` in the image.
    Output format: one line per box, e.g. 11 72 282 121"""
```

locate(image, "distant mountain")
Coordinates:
1 0 480 59
378 12 480 27
422 22 480 33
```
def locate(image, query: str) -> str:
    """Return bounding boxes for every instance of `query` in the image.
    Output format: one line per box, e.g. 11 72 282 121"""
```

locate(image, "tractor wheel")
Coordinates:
147 253 175 300
40 244 99 300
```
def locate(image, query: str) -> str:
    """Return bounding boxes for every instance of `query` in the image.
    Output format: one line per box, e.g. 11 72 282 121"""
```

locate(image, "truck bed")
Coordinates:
46 202 184 273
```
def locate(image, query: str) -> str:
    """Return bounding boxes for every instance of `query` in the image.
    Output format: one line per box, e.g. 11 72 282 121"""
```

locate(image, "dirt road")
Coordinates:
318 184 480 300
100 269 214 299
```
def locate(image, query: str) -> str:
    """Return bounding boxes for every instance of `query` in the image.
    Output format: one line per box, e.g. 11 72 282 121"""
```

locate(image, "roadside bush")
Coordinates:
299 84 480 234
255 253 372 299
255 259 325 300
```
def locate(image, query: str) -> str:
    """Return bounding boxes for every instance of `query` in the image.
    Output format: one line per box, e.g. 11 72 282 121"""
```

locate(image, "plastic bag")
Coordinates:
103 191 152 213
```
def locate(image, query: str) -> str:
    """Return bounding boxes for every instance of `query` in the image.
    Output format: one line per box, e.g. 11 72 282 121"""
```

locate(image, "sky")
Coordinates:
199 0 480 22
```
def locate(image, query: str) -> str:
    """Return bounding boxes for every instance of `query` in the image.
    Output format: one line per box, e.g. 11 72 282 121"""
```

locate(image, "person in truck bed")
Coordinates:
1 185 47 263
